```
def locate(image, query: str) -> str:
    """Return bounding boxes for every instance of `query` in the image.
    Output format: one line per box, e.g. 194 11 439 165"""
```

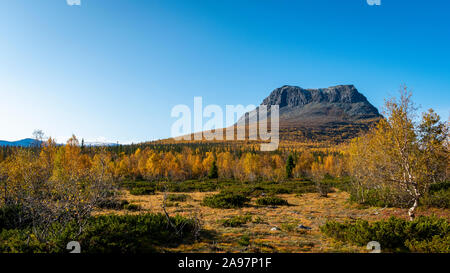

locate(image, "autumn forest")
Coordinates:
0 89 448 253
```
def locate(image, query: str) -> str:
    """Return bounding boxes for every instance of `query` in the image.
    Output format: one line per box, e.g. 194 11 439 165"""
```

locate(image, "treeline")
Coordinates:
0 140 345 184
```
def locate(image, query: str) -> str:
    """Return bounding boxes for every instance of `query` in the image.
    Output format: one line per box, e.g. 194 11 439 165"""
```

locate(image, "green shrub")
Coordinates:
421 189 450 208
285 154 295 179
252 216 265 224
208 160 219 179
202 193 250 209
429 181 450 193
320 216 449 253
124 203 141 211
237 234 251 247
316 182 333 197
348 187 412 208
121 180 155 190
256 196 289 206
119 200 130 209
166 194 189 202
70 213 197 253
0 229 50 253
165 201 179 207
220 215 252 227
348 182 450 209
0 213 197 253
281 223 297 232
129 187 155 195
149 179 319 196
97 198 129 210
405 234 450 253
156 180 220 192
0 205 30 230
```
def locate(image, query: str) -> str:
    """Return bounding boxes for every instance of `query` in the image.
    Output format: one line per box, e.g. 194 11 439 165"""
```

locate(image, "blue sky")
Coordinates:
0 0 449 143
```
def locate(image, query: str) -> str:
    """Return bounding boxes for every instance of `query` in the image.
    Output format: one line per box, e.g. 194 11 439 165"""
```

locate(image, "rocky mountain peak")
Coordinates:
262 85 371 108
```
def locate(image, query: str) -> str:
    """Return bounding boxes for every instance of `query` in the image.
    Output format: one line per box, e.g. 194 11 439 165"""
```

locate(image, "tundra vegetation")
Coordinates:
0 89 448 253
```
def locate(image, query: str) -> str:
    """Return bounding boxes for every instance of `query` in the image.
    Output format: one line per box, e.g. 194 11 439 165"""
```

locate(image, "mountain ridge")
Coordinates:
0 139 118 147
252 84 382 142
0 138 39 147
255 84 381 123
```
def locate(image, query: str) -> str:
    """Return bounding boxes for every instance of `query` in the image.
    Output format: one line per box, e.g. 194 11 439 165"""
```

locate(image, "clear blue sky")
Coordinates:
1 0 449 143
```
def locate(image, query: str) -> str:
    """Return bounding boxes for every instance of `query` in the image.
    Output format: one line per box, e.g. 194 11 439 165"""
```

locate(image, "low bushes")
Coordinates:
121 180 156 195
202 193 250 209
123 203 141 211
121 180 154 190
281 222 297 232
421 189 450 209
405 234 450 253
348 186 413 208
97 198 130 210
346 181 450 209
0 205 30 230
0 229 49 253
129 187 155 195
166 194 189 202
237 234 251 246
421 182 450 209
316 182 334 197
0 213 198 253
222 180 317 197
429 181 450 192
121 179 320 196
156 180 220 192
255 196 289 206
72 213 196 253
320 216 450 253
220 215 252 227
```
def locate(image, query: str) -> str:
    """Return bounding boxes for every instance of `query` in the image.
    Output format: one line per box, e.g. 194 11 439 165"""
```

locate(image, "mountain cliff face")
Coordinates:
261 85 380 123
243 84 381 142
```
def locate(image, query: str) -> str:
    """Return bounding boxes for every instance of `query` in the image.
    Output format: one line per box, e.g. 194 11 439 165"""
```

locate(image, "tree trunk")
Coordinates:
408 198 419 221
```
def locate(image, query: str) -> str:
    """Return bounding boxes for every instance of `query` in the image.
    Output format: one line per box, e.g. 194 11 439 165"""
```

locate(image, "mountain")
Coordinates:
0 138 40 147
156 84 382 145
82 141 119 147
0 139 118 147
260 85 380 122
243 84 382 142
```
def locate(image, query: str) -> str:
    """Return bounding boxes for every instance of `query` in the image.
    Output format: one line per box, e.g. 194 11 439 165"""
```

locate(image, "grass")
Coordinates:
108 179 450 253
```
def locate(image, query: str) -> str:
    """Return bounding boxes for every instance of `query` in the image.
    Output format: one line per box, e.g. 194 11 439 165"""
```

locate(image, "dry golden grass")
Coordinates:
97 189 450 253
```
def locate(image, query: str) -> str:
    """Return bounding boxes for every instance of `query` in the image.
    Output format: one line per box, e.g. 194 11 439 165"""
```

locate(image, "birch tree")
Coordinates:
348 87 449 220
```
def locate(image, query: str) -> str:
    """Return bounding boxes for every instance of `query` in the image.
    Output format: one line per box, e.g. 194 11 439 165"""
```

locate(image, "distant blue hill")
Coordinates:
0 138 41 147
0 138 119 147
83 141 119 147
